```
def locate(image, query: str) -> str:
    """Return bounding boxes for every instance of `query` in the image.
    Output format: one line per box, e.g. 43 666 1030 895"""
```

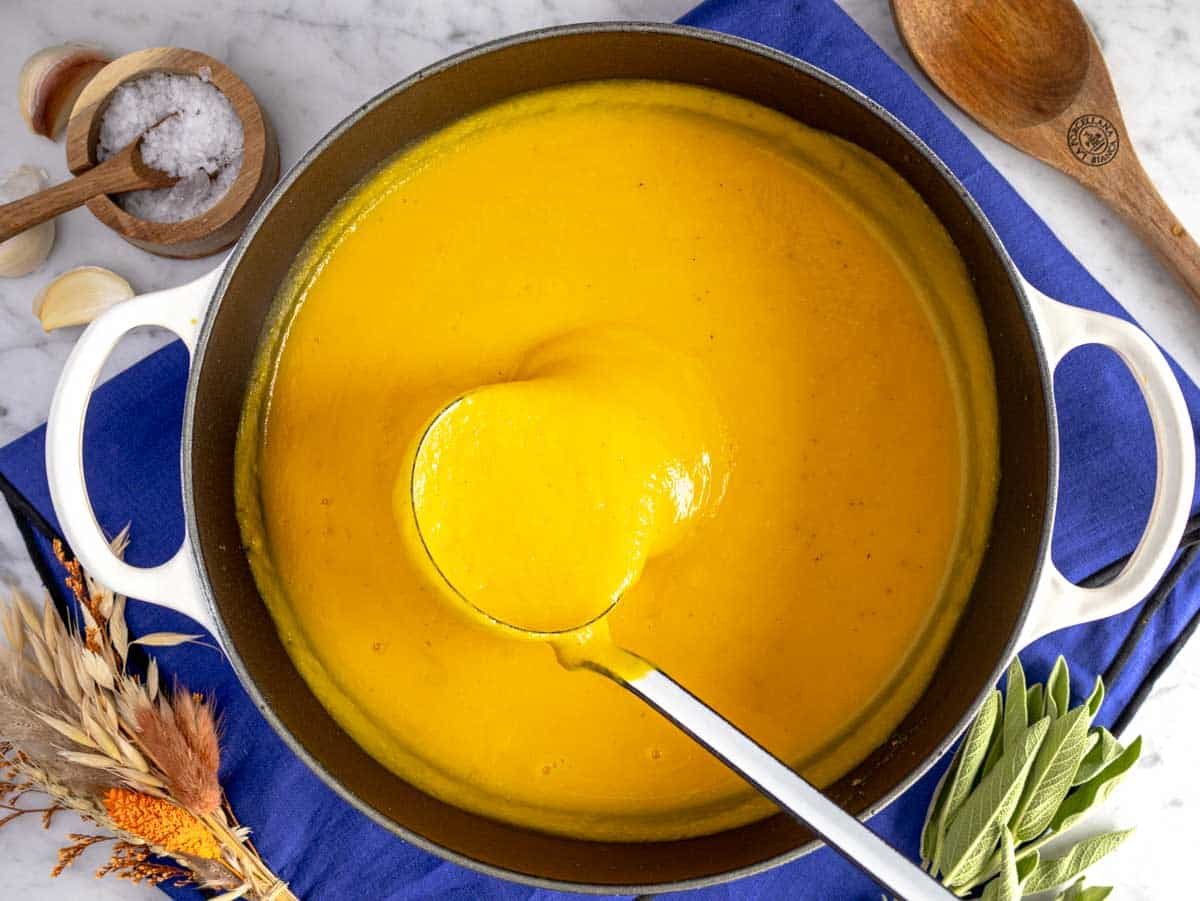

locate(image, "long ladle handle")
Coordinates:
613 663 953 899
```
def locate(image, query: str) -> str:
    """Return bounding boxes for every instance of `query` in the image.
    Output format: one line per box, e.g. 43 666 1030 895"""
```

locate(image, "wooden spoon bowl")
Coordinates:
65 47 280 259
891 0 1200 306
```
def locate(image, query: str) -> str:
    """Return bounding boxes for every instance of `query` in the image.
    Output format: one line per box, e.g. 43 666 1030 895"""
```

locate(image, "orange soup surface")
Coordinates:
236 80 999 841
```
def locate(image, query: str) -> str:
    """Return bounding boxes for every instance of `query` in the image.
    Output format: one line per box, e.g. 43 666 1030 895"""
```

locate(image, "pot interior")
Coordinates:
187 25 1051 891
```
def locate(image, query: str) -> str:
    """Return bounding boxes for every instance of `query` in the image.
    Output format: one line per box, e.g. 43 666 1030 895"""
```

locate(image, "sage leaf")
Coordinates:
954 692 1003 807
1044 692 1059 719
1054 877 1113 901
1012 706 1092 841
979 827 1018 901
1016 849 1040 883
1051 737 1141 833
1022 829 1132 893
1084 676 1104 718
940 717 1048 888
1003 657 1027 753
960 819 1041 893
981 690 1008 778
923 690 1001 869
921 760 954 868
1077 731 1099 768
1072 728 1123 787
1026 683 1045 722
1054 878 1082 901
1047 656 1070 718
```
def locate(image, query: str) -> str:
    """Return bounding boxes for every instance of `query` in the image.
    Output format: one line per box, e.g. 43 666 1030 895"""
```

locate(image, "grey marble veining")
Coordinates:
0 0 1197 897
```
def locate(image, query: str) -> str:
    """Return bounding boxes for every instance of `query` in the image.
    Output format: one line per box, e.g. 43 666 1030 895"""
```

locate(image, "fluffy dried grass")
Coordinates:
0 536 294 899
135 688 222 816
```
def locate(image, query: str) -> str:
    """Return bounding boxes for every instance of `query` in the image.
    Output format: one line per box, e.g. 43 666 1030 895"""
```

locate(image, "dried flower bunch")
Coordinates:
0 533 294 899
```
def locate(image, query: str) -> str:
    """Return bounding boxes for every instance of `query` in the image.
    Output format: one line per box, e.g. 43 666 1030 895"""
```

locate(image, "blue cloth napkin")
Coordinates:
3 1 1200 898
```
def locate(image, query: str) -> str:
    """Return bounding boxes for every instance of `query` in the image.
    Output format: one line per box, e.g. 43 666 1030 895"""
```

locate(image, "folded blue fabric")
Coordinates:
2 1 1199 898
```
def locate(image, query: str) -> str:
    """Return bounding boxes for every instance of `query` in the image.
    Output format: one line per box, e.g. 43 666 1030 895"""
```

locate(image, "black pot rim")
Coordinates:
181 22 1055 895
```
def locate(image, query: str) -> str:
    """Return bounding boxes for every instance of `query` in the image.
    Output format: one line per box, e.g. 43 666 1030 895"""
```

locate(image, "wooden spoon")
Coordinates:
0 136 177 244
891 0 1200 306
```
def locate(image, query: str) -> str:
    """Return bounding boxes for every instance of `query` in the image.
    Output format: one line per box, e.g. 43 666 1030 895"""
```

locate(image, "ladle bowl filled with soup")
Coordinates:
45 25 1193 893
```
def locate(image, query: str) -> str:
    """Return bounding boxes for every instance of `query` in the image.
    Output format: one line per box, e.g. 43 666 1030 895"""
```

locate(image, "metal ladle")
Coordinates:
409 396 953 900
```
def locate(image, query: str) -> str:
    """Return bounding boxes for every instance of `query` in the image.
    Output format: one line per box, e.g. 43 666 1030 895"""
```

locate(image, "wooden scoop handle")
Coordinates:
1104 161 1200 306
0 143 175 244
1062 132 1200 307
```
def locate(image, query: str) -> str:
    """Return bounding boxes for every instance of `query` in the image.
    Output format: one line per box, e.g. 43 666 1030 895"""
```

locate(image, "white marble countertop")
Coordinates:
0 0 1197 897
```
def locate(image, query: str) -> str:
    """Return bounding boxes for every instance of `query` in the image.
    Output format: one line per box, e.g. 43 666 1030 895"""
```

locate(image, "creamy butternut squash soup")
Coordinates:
406 326 731 636
236 81 998 841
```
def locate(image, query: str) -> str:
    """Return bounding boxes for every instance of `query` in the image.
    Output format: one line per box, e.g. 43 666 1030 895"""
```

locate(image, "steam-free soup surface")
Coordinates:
408 326 732 635
237 81 998 841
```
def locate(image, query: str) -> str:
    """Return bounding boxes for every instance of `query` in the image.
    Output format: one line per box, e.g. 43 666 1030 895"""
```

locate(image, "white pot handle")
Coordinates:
1021 282 1195 644
45 263 225 632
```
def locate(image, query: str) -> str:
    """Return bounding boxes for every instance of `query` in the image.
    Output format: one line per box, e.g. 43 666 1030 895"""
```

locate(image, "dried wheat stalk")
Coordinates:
0 537 295 900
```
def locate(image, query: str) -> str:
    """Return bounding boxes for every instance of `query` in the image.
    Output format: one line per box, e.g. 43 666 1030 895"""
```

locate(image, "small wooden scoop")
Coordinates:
0 135 177 244
891 0 1200 306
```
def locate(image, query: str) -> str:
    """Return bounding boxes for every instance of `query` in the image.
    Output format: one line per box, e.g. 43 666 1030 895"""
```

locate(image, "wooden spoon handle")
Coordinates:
0 155 148 244
1075 149 1200 307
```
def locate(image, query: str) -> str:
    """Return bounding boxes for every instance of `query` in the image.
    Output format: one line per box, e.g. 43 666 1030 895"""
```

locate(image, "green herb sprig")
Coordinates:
919 656 1140 898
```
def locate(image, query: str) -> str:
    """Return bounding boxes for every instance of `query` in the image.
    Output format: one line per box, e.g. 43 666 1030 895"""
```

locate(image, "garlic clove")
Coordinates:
0 166 55 278
19 43 111 140
33 266 133 332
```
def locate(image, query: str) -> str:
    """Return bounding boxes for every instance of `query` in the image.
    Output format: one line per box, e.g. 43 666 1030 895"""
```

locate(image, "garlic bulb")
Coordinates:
19 43 110 140
0 166 55 278
33 266 133 332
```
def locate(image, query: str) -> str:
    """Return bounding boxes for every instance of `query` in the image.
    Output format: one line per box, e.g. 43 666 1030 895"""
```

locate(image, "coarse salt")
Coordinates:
97 71 243 223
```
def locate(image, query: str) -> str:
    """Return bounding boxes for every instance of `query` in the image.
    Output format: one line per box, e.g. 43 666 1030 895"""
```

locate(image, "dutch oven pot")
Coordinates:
43 24 1194 894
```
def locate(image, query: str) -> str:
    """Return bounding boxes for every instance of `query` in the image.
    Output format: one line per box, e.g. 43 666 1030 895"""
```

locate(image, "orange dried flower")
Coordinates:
102 788 220 860
135 691 221 815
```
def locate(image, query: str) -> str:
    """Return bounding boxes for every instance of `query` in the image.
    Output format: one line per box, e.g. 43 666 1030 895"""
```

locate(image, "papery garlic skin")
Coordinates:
19 43 110 140
33 266 133 332
0 166 55 278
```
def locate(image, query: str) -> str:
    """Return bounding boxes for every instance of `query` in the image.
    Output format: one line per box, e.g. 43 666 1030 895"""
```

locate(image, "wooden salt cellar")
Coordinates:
65 47 279 259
